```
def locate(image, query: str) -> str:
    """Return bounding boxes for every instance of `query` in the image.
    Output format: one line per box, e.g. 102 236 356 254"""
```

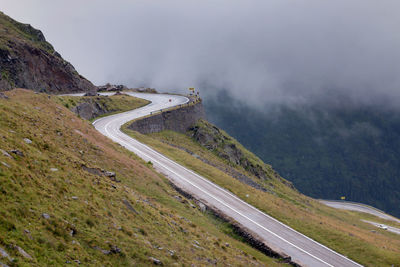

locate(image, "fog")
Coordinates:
1 0 400 108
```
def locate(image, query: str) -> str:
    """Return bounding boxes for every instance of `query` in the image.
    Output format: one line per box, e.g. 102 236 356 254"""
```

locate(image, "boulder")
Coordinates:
71 101 102 120
1 162 10 168
110 245 122 254
196 201 207 212
82 165 120 182
0 247 11 261
104 171 120 182
122 199 139 214
13 246 32 260
10 150 24 157
104 171 116 178
0 150 12 159
149 257 162 265
0 93 8 99
84 91 98 97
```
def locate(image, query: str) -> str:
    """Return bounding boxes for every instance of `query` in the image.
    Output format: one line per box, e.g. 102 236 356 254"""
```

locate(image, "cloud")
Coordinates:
336 122 382 139
1 0 400 108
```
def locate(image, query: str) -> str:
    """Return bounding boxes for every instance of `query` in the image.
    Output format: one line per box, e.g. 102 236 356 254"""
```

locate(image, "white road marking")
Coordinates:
90 92 363 267
105 126 336 266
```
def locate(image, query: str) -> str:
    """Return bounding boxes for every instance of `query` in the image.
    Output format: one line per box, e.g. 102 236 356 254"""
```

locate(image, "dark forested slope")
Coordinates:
205 92 400 217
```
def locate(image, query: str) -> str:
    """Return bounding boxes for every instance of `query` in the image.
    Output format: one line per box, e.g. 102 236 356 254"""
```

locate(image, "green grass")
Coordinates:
0 89 285 266
0 70 14 86
0 11 55 54
121 124 400 267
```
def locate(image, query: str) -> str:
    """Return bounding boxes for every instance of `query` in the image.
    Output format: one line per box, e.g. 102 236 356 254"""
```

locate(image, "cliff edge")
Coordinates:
127 97 206 134
0 11 95 93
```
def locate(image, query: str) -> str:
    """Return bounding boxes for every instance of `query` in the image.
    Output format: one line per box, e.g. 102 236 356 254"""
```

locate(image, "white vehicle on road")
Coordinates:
378 224 388 230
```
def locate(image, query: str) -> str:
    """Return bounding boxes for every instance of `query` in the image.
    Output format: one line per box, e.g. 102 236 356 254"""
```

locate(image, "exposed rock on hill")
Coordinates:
57 94 150 120
128 98 205 134
0 11 95 93
71 99 108 120
188 120 294 188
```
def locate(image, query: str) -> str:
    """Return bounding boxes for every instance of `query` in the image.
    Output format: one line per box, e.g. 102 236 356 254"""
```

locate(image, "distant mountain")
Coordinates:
205 91 400 217
0 11 95 93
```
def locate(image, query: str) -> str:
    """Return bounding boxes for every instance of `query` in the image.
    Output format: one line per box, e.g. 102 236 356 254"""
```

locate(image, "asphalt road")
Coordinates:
320 200 400 224
361 220 400 235
91 92 362 267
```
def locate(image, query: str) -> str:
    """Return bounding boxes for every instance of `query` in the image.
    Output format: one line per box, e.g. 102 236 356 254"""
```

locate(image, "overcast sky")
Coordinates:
1 0 399 108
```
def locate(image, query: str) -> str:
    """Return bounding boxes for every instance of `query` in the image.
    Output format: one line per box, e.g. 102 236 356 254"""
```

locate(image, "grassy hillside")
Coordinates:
0 11 54 53
56 94 150 121
122 120 400 267
0 89 284 266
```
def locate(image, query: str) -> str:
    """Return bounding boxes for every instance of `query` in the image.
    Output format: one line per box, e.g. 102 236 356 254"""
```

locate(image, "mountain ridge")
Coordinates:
0 11 95 93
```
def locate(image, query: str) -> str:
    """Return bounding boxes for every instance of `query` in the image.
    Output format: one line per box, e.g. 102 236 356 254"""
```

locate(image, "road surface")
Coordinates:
91 92 362 267
361 220 400 235
320 200 400 224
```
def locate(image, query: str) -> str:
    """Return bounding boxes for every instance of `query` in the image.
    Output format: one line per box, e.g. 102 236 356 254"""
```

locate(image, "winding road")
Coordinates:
91 92 362 267
361 220 400 235
320 200 400 224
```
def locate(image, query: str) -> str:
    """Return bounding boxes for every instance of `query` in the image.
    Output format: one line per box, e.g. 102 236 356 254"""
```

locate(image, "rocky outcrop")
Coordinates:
0 92 8 99
128 100 206 134
97 84 127 92
71 99 109 120
187 120 271 180
160 140 270 192
0 12 95 93
187 120 294 189
97 84 158 94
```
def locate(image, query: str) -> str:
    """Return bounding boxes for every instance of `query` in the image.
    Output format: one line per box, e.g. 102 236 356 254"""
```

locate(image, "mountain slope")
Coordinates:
0 11 95 93
0 89 281 266
205 92 400 218
122 119 400 267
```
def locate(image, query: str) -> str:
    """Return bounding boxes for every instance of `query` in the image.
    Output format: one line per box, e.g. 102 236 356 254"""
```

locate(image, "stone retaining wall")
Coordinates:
127 100 206 134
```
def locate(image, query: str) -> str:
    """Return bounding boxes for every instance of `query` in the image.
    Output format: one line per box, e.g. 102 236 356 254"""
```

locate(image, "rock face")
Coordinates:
70 97 123 120
128 100 206 134
187 120 290 184
71 100 106 120
0 12 95 93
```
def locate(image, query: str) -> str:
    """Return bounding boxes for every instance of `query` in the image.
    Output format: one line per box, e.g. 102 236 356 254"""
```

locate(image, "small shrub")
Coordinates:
0 215 16 231
86 218 95 227
57 242 66 251
138 228 147 236
122 227 133 237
